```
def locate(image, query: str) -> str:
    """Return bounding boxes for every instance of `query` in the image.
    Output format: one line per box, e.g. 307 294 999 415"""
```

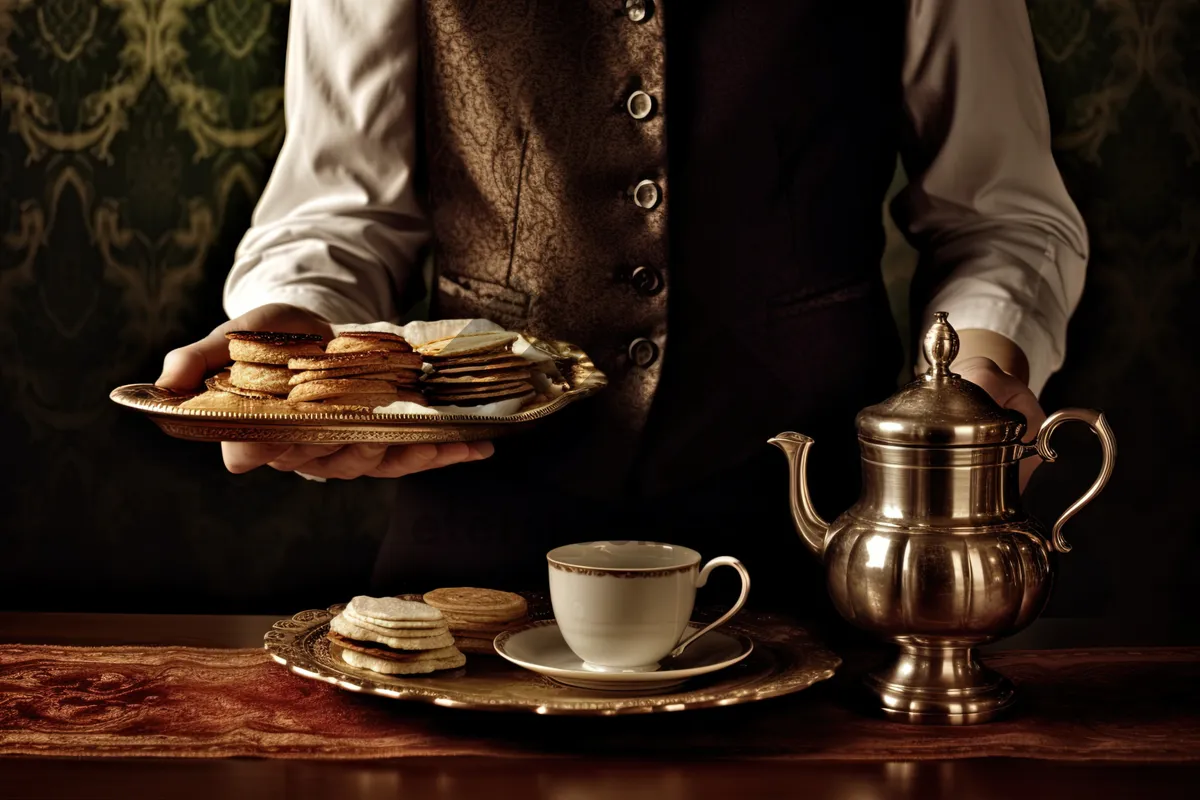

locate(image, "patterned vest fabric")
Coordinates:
417 0 905 497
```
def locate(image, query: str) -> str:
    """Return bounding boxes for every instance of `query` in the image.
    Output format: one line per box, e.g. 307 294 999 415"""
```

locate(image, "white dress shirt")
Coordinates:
226 0 1088 396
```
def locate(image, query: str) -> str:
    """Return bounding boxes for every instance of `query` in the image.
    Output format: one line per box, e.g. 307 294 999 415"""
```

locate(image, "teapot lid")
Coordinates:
856 312 1026 446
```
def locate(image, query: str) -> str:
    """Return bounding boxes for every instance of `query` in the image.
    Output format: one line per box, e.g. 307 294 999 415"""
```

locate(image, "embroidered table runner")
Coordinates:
1 644 1197 761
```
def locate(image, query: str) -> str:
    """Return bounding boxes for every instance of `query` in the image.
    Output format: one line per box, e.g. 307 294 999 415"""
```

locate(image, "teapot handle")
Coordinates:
1028 409 1117 554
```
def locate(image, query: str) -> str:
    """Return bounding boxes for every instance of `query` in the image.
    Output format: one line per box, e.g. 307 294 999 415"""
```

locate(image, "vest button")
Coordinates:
629 265 664 296
625 0 651 23
628 337 660 368
626 90 655 120
632 179 661 210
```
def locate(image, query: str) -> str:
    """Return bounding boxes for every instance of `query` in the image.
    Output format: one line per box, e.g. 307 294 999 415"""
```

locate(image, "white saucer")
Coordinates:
493 620 754 692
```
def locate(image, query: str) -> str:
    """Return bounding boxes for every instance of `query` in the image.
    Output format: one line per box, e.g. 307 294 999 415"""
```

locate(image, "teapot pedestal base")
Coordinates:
864 642 1015 725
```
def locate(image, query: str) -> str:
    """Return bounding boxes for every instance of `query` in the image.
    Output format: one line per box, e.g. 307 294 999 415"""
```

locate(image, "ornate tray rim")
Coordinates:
263 602 842 716
109 335 606 442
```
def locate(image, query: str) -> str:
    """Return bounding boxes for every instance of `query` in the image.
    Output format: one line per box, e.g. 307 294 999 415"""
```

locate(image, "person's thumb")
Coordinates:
157 330 229 392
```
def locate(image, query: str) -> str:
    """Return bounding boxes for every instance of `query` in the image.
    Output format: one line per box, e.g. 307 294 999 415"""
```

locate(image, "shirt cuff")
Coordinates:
224 283 374 326
919 297 1058 397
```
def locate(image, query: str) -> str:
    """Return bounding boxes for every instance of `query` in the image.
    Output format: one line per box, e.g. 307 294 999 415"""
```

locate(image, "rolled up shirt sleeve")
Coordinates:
224 0 428 324
892 0 1089 395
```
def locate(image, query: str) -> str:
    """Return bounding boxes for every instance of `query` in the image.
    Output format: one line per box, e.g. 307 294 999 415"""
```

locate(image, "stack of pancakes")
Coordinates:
417 332 537 407
327 596 466 675
215 332 325 399
422 587 530 655
287 331 427 408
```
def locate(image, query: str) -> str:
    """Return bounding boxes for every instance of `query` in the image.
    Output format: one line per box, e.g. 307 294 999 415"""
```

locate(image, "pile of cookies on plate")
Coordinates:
328 596 465 675
326 588 530 675
214 330 426 409
416 332 537 407
192 328 540 411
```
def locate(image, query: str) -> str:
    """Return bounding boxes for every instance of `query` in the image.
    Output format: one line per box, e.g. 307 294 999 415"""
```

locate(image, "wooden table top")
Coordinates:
1 612 1197 800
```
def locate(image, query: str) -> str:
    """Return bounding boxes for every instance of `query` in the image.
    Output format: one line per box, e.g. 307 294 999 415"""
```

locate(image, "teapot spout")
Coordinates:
768 432 830 560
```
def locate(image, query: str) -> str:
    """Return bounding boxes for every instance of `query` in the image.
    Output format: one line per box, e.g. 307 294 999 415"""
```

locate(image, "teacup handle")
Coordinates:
668 556 751 659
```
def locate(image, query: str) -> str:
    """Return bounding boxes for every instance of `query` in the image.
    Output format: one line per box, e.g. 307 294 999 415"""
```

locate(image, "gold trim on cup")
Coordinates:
546 541 701 579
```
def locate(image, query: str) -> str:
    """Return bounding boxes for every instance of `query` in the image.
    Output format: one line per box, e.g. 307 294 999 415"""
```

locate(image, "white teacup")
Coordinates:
547 541 751 672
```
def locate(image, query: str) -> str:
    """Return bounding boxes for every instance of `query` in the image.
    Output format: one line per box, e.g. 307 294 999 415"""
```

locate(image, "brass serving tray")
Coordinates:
110 335 606 445
263 598 841 716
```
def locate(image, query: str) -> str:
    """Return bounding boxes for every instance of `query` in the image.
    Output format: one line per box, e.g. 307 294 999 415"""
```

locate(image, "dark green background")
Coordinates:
2 2 1197 631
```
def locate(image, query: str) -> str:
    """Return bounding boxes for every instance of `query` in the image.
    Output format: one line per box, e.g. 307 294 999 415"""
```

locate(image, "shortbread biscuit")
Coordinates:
205 372 278 400
349 596 445 622
423 351 526 366
287 351 390 371
423 588 528 622
336 614 450 640
288 378 405 402
341 606 446 630
338 645 466 675
229 361 293 395
226 331 324 365
326 331 413 354
432 358 530 374
423 369 532 385
424 380 532 396
289 367 421 386
416 332 518 358
327 633 458 660
381 352 424 370
330 614 455 650
452 636 498 656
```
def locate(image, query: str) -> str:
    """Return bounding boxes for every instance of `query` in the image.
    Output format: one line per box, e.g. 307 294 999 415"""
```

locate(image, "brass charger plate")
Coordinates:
263 599 841 716
110 335 606 445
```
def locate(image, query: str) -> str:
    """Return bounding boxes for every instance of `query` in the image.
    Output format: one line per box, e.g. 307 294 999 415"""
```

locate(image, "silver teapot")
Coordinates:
770 313 1116 724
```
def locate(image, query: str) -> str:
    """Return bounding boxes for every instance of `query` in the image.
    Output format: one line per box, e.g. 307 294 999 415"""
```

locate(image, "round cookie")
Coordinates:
326 331 413 354
289 367 421 386
382 352 424 370
423 588 528 622
349 596 445 622
229 361 293 395
330 614 455 650
336 614 450 640
453 636 499 656
289 378 406 402
424 369 533 385
424 351 527 366
226 331 324 365
424 380 532 396
205 372 278 400
432 358 530 374
416 332 518 358
341 606 447 630
338 645 466 675
328 633 458 660
288 351 390 371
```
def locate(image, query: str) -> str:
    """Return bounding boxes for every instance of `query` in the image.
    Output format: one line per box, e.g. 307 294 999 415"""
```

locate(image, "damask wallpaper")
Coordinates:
1 1 1197 626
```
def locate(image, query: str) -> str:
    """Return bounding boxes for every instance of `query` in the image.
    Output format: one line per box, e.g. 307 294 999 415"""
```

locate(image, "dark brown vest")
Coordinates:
381 1 907 599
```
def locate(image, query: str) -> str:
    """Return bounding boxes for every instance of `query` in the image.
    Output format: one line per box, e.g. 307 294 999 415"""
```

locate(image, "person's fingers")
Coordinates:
957 356 1047 492
367 442 479 478
266 444 343 472
222 441 292 474
467 440 495 461
157 330 230 392
294 443 390 480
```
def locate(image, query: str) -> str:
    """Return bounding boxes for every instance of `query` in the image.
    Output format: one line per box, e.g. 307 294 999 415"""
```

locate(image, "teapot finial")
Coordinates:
923 311 959 379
